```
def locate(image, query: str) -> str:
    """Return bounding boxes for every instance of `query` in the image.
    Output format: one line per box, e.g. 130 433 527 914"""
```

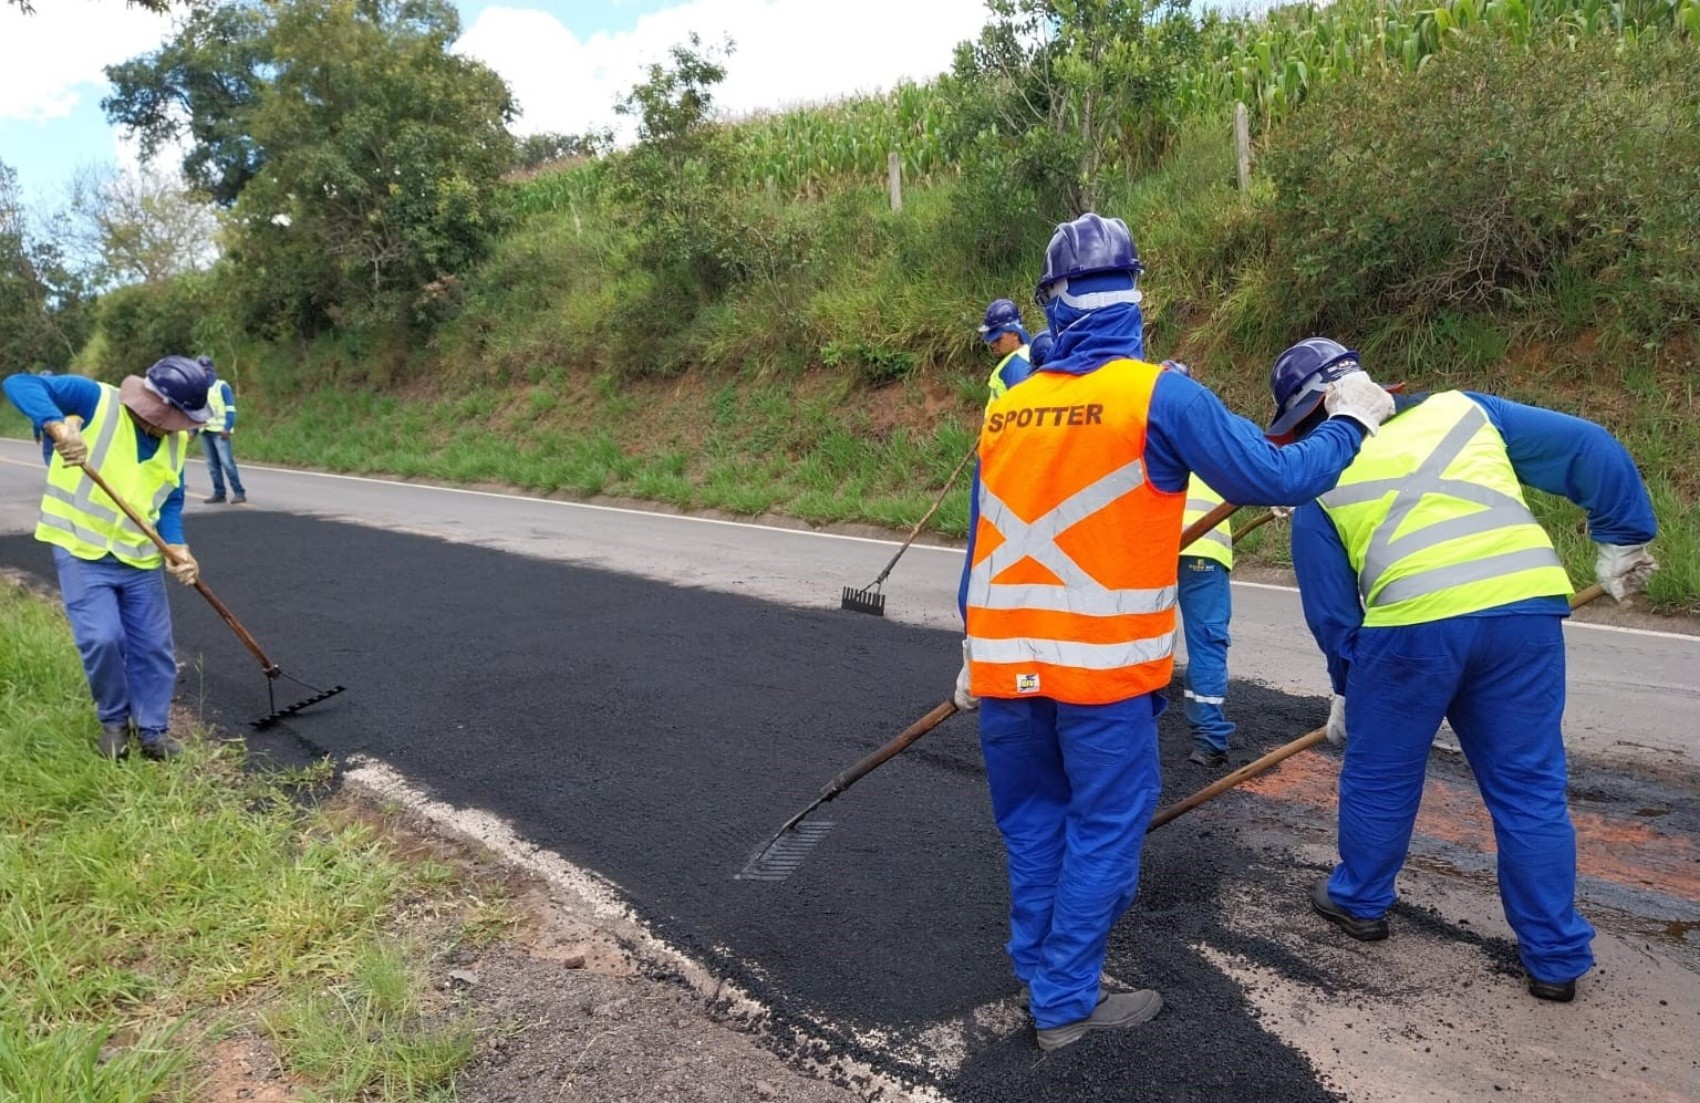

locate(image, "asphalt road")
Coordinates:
1 441 1696 1101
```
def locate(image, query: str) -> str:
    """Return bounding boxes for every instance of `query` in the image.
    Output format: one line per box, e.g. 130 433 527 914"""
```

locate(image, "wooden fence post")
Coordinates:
888 151 903 213
1235 103 1251 193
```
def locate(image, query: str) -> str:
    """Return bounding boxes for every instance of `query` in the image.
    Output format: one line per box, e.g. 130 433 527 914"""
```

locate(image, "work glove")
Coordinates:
1270 506 1294 521
1323 374 1396 436
953 639 979 712
1594 542 1657 603
165 545 199 587
1326 694 1348 747
44 416 88 466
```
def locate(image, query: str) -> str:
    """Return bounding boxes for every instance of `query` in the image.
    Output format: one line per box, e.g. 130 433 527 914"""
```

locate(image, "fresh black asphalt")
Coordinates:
1 512 1357 1100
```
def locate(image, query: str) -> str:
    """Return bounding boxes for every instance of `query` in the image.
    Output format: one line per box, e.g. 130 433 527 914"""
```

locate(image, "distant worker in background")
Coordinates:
978 298 1033 404
1028 328 1055 370
2 357 212 761
1271 337 1658 1003
1159 361 1238 769
952 214 1395 1050
197 356 246 504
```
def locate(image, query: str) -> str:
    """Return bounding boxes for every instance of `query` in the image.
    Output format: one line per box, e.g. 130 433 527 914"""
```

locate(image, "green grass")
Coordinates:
0 582 482 1101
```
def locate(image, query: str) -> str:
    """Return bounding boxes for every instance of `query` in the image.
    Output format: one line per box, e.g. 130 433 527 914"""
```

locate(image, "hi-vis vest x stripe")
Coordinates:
986 345 1030 405
966 358 1186 705
1180 475 1233 569
36 383 186 570
1319 390 1569 627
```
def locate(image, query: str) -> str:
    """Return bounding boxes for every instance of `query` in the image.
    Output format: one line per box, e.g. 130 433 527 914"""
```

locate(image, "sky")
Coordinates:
0 0 989 209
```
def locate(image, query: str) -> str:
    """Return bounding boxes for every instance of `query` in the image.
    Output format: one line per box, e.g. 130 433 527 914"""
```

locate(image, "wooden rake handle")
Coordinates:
1149 582 1611 832
868 445 978 588
69 456 280 676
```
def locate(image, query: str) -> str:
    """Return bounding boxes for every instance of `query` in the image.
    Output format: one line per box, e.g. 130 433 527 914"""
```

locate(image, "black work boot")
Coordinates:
203 494 226 504
1188 747 1228 768
231 493 247 504
98 723 130 760
1528 977 1576 1003
1036 990 1163 1052
140 734 184 761
1311 878 1390 941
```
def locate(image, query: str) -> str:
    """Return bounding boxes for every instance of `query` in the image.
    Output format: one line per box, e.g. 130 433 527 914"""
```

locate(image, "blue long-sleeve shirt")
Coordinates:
3 373 187 544
1292 391 1658 693
958 369 1368 616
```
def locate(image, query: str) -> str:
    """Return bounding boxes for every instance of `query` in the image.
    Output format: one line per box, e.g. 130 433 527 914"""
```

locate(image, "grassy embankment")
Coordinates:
0 580 503 1100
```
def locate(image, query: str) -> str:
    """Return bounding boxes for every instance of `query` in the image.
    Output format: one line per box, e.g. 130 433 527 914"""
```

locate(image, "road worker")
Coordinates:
2 357 211 760
1270 337 1658 1003
978 298 1033 403
951 214 1396 1050
1159 362 1238 768
197 356 247 505
1028 328 1055 369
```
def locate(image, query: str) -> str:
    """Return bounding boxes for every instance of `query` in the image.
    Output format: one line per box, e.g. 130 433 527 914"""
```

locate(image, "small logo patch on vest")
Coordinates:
1015 673 1040 694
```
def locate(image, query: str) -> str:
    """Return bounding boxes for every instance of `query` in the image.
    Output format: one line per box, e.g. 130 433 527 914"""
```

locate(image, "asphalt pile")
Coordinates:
3 513 1365 1100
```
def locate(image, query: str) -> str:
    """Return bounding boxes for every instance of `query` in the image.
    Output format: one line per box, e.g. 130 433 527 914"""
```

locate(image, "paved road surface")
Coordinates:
0 440 1695 1101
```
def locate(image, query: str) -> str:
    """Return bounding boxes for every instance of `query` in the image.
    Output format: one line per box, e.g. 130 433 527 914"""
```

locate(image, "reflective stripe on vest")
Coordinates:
966 358 1185 705
35 385 186 569
1319 391 1569 626
985 344 1030 405
1179 474 1233 568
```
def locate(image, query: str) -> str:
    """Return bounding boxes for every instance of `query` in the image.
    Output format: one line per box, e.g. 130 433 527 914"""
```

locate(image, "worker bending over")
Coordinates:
978 298 1034 403
3 358 212 760
952 214 1396 1050
1271 338 1657 1003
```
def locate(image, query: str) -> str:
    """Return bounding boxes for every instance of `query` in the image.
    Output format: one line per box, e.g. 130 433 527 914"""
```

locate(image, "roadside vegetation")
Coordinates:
0 580 501 1100
1 0 1695 609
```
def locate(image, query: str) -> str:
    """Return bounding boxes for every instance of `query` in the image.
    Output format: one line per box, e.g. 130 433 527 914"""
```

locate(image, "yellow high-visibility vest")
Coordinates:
36 383 187 570
1319 390 1570 627
203 382 228 434
986 345 1031 406
1180 475 1233 569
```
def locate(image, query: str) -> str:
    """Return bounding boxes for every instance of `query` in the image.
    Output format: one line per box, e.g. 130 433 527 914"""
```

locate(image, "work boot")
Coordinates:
203 494 226 504
231 494 247 504
1311 878 1390 941
139 734 184 761
1035 990 1163 1052
1188 747 1228 768
1528 977 1576 1003
98 723 130 760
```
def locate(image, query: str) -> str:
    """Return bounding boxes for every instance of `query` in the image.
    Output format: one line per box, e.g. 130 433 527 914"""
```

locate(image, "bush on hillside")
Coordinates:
1263 34 1700 340
90 276 209 379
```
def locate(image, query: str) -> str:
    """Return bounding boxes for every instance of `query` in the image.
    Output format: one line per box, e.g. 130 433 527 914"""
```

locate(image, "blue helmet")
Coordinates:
146 356 213 424
196 355 217 382
1160 359 1191 378
1029 328 1055 368
1267 338 1361 439
978 298 1024 343
1034 213 1145 308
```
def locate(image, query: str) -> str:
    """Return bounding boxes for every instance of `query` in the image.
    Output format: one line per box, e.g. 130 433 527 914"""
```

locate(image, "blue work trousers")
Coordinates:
52 547 177 742
202 433 245 497
1178 556 1235 753
978 693 1164 1029
1332 613 1594 984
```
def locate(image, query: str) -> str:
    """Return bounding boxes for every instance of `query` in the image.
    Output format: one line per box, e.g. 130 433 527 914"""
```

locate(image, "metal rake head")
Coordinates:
840 585 886 616
735 821 834 882
251 673 347 731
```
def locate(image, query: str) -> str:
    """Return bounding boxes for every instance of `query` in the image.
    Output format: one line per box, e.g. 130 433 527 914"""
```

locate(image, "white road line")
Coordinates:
5 442 1695 643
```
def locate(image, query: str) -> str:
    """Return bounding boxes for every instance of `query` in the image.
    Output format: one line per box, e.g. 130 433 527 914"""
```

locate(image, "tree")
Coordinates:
948 0 1201 213
65 164 219 287
0 160 93 369
6 0 187 12
513 130 614 173
104 0 516 332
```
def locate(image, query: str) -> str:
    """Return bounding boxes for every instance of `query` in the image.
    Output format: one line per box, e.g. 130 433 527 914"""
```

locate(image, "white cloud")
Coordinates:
0 1 172 124
455 0 987 139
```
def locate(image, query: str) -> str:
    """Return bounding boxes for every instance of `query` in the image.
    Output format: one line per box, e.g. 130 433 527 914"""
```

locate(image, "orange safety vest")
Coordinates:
965 358 1186 705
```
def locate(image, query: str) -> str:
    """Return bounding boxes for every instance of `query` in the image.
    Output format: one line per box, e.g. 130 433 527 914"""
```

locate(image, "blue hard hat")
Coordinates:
978 298 1024 342
1267 338 1362 438
1029 329 1055 368
1034 213 1144 307
146 355 213 424
1160 359 1191 378
196 355 216 382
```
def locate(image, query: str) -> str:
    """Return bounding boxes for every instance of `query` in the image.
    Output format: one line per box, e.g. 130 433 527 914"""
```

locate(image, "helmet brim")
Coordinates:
120 375 207 433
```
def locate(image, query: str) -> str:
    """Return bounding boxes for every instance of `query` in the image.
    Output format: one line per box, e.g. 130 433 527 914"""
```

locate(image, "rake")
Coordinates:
68 452 346 730
841 444 978 617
